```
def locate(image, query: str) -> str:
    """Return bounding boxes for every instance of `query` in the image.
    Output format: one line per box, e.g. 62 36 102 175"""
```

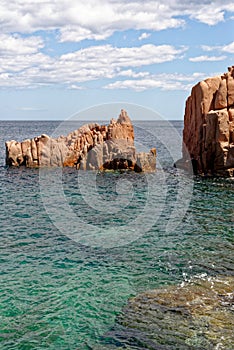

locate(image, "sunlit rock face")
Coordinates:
5 110 156 172
180 66 234 177
105 276 234 349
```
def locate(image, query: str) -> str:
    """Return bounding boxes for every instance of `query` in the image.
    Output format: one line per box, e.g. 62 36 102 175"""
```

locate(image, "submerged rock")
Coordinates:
106 276 234 349
5 110 156 172
177 66 234 177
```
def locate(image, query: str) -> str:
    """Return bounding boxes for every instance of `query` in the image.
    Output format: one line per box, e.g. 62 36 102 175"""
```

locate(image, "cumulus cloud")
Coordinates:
0 1 234 42
138 32 151 41
0 43 186 88
0 34 44 55
104 72 208 91
188 6 225 25
117 70 150 78
171 0 234 25
0 1 233 91
0 52 52 75
189 55 227 62
0 1 183 41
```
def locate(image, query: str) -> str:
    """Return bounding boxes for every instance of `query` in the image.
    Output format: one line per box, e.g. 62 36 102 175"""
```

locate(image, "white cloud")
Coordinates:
201 45 222 52
0 34 44 55
105 79 163 92
0 1 234 42
222 42 234 53
0 43 186 88
16 107 47 111
117 70 150 78
188 6 225 25
104 72 209 92
0 1 184 41
138 32 151 41
201 41 234 54
59 44 187 68
189 55 227 62
68 85 85 90
172 0 234 26
0 52 52 74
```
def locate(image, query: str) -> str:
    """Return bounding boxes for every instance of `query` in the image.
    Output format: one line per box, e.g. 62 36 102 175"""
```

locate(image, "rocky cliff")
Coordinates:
180 66 234 176
5 109 156 172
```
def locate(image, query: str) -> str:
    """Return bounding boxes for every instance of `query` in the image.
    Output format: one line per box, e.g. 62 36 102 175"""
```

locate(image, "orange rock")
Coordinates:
227 66 234 106
5 140 23 166
5 110 156 173
214 78 227 109
181 67 234 176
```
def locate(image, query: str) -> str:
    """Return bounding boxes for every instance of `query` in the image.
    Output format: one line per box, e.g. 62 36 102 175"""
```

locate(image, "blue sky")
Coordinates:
0 0 234 120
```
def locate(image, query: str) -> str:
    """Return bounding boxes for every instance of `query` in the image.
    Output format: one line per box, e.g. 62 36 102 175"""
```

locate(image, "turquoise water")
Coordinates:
0 121 233 349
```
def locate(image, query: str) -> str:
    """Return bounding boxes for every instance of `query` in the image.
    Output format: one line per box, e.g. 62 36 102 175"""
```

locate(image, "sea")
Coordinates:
0 120 233 349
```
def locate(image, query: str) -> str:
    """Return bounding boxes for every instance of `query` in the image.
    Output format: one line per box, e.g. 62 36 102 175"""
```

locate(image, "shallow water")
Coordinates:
0 121 233 349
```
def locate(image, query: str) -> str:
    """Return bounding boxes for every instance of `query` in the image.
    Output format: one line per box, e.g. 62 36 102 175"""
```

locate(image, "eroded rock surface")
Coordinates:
5 110 156 172
179 66 234 176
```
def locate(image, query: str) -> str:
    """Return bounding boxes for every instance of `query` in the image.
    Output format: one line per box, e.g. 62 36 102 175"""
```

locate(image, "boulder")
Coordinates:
178 66 234 176
135 148 157 172
5 109 156 173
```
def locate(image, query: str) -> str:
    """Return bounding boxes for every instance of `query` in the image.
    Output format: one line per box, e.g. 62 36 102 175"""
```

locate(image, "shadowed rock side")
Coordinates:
104 276 234 349
5 109 156 172
177 66 234 177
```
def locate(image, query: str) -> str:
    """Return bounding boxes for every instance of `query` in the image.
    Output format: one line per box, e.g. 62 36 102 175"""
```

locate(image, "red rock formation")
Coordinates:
5 109 156 172
181 66 234 176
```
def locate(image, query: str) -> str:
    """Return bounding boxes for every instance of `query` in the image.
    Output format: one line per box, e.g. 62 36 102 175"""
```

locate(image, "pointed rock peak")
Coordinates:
110 118 117 124
228 65 234 77
117 109 132 125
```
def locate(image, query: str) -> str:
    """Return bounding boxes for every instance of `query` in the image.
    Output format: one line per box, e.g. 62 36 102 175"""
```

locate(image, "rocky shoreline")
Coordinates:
6 67 234 177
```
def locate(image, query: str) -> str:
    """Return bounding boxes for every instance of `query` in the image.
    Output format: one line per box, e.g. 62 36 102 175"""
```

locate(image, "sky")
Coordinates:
0 0 234 120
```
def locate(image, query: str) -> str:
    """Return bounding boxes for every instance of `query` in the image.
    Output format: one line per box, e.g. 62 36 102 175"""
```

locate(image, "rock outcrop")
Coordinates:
5 109 156 172
178 66 234 176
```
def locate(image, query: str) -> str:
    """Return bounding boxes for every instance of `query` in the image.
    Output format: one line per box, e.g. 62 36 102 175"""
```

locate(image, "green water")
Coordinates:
0 121 233 349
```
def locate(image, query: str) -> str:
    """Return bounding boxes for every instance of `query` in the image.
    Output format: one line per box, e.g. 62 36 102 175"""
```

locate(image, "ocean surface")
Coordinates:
0 120 233 349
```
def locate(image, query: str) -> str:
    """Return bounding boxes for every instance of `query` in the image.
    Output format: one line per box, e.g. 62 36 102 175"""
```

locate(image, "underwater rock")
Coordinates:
5 110 156 172
106 275 234 349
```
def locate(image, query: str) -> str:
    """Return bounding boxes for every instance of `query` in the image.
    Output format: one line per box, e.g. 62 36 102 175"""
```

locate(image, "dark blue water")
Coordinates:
0 121 233 349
